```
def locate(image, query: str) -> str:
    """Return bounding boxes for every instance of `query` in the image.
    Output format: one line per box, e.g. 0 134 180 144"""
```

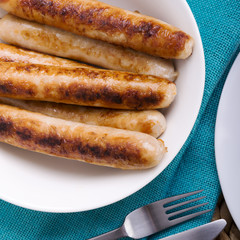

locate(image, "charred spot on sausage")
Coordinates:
0 117 13 134
16 128 32 141
77 141 140 161
37 136 62 147
0 83 13 94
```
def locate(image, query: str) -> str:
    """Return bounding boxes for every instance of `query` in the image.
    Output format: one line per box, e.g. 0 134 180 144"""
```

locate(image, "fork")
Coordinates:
88 190 211 240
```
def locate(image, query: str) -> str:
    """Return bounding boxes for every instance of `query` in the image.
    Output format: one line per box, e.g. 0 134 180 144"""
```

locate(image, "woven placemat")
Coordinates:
213 194 240 240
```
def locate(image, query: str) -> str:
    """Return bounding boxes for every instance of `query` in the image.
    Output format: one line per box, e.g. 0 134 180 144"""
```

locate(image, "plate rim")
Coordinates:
215 53 240 229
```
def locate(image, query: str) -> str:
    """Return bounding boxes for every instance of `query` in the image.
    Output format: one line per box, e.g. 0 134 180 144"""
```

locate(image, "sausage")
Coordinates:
0 62 177 109
0 15 178 81
0 0 194 59
0 103 166 169
0 42 94 69
0 97 166 138
0 45 167 137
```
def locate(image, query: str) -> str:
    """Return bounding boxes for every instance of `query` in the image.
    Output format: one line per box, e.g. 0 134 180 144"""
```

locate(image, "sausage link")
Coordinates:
0 97 166 138
0 62 177 109
0 0 194 59
0 103 166 169
0 15 178 80
0 45 166 137
0 42 95 68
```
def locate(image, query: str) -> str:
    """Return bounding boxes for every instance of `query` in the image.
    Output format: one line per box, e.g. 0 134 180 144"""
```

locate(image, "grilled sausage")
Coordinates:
0 103 166 169
0 0 194 59
0 43 94 68
0 97 166 138
0 15 178 81
0 62 177 109
0 46 167 137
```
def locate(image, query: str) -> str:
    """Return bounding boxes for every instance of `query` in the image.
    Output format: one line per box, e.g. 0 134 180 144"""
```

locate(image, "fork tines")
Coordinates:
163 190 211 225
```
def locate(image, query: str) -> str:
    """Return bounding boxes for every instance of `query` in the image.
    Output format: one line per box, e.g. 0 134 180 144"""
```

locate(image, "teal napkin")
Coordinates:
0 0 239 239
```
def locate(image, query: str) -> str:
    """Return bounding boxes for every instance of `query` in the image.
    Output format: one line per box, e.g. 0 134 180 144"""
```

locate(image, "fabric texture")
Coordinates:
0 0 240 239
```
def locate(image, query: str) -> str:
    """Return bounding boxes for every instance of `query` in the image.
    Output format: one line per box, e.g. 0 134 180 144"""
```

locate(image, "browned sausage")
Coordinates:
0 43 94 68
0 14 178 80
0 44 167 137
0 97 167 138
0 103 166 169
0 0 194 59
0 62 177 109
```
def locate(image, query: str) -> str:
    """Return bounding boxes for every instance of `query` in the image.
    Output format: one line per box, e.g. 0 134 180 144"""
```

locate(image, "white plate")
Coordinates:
0 0 205 212
215 53 240 230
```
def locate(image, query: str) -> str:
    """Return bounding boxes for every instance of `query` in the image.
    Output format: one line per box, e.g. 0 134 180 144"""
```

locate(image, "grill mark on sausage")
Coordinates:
0 115 143 164
0 83 12 94
77 142 140 162
16 65 32 72
0 80 36 97
173 31 189 51
19 0 157 37
0 117 13 135
16 128 32 140
20 0 59 17
130 21 161 38
56 84 161 109
37 136 62 147
15 64 44 73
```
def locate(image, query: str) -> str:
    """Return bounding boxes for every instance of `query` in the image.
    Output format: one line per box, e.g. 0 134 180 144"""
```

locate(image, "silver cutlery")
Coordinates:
88 189 211 240
159 219 226 240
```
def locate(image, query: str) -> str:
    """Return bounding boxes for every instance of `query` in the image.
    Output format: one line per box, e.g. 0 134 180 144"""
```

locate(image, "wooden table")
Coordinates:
213 194 240 240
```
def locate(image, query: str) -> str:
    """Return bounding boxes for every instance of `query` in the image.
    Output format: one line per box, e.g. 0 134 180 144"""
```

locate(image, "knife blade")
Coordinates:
159 219 226 240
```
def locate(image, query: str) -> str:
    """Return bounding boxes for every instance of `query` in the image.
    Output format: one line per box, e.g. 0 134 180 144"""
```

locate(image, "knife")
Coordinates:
159 219 226 240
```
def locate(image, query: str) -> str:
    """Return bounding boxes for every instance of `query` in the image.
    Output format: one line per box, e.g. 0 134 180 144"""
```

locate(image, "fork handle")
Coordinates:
88 227 126 240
